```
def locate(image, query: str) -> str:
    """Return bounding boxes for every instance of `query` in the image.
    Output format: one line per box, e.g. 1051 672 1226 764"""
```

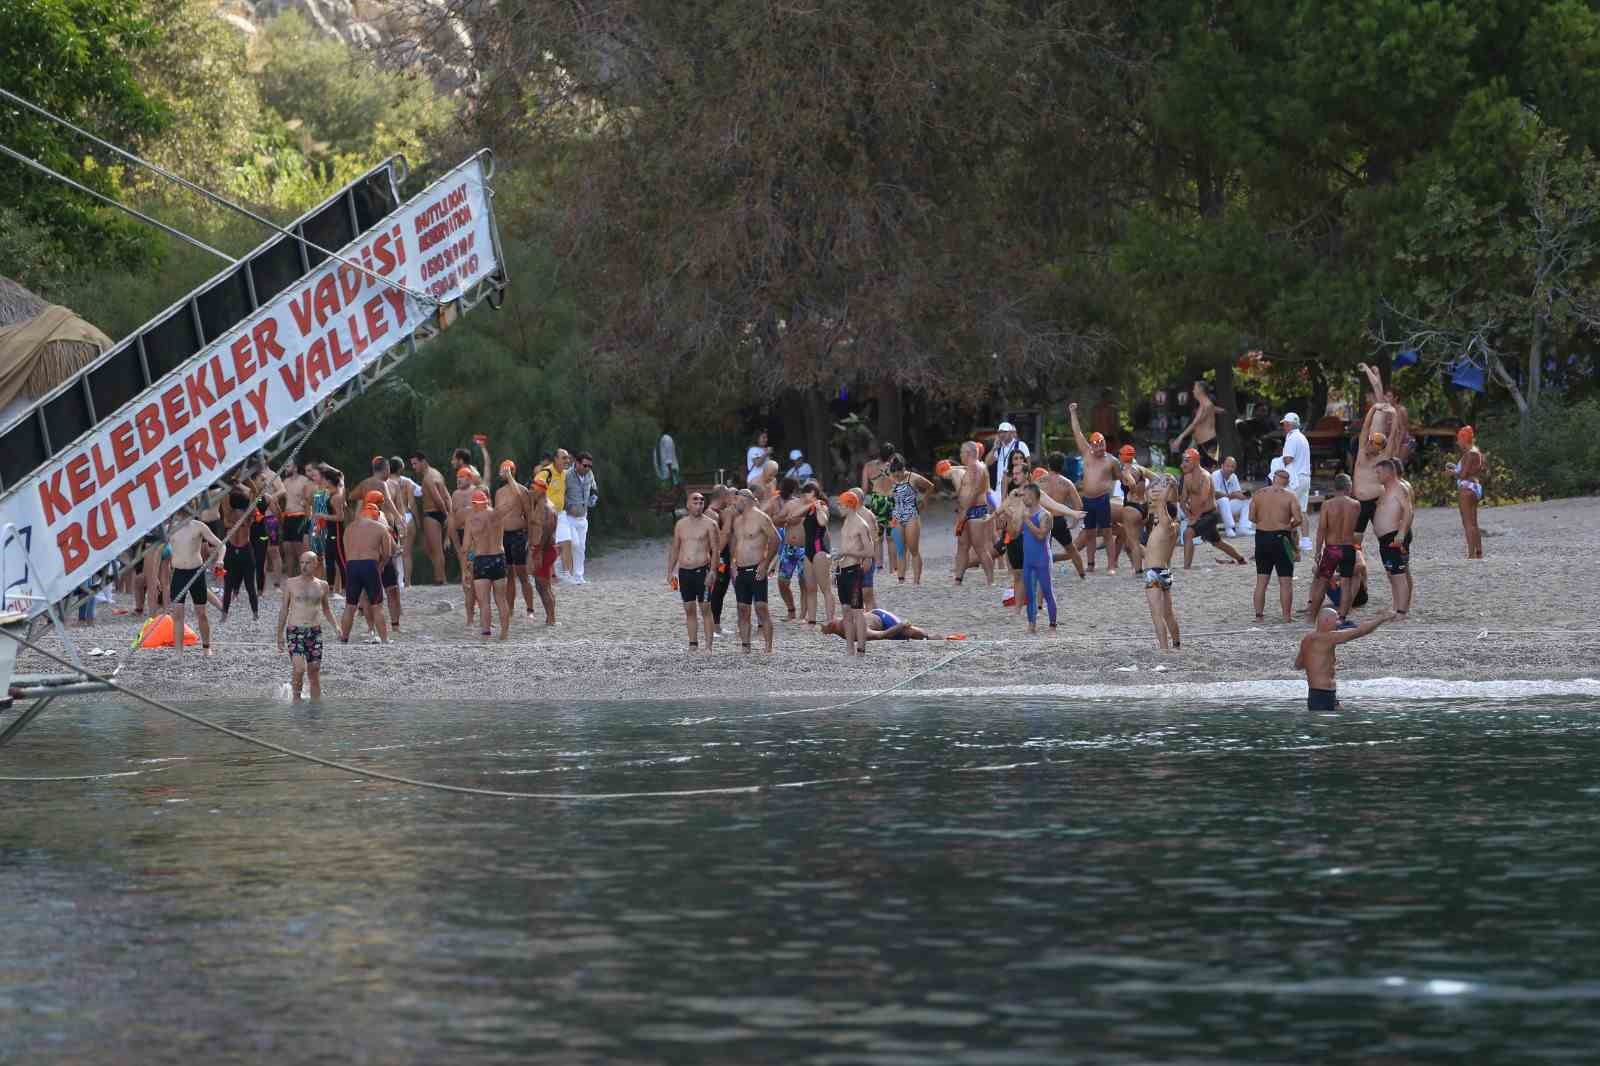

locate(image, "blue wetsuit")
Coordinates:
1022 508 1056 626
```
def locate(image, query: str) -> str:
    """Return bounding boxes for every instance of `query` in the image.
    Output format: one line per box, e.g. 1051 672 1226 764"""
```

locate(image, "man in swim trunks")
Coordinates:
385 457 421 588
1034 455 1088 578
337 500 394 644
464 487 513 640
667 489 720 652
1068 401 1122 574
765 476 804 620
1306 472 1359 623
1448 425 1485 559
820 609 949 641
1179 448 1246 567
527 475 559 626
1248 466 1303 622
1296 607 1394 710
277 550 337 701
278 460 314 584
167 505 225 657
1372 458 1415 622
1169 379 1223 469
953 441 996 585
729 488 780 653
834 489 876 654
1350 400 1398 550
494 460 536 615
409 451 452 584
1141 476 1182 650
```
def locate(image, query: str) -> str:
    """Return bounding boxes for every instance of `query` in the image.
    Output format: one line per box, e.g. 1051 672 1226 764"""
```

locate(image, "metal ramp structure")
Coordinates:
0 149 507 740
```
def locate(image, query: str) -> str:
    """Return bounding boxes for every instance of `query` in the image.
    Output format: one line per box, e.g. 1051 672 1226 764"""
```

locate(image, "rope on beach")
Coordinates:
0 628 980 800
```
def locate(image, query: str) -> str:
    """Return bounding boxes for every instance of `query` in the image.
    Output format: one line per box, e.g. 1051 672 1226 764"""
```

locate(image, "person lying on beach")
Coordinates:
819 609 963 642
1295 608 1394 711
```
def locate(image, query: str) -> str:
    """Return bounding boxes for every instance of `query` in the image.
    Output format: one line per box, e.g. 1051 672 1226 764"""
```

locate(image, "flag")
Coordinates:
1394 349 1419 368
1450 361 1486 393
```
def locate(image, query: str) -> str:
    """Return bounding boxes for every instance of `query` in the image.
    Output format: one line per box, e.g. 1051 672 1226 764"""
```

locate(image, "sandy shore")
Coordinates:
15 496 1600 705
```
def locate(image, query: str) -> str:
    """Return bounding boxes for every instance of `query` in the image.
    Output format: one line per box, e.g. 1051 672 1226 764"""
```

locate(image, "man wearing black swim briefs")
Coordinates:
667 490 719 652
1372 459 1414 622
410 451 452 585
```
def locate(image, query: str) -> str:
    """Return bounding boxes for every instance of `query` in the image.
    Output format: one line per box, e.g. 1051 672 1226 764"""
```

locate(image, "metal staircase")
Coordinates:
0 150 508 628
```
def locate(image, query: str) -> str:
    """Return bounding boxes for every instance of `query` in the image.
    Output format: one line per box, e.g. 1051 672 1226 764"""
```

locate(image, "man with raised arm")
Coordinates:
1033 457 1087 578
527 474 559 626
494 460 536 615
729 488 781 653
1179 448 1246 568
1349 392 1398 550
1372 458 1415 622
953 441 996 585
1297 609 1395 711
1068 401 1122 574
277 550 337 701
1248 466 1302 623
1306 473 1360 623
464 488 513 640
666 489 719 653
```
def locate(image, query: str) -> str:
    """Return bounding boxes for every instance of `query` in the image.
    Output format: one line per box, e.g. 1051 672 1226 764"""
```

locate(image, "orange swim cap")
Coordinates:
1088 432 1106 446
500 459 516 474
1118 445 1135 461
1183 448 1200 462
1030 467 1048 482
364 489 384 504
471 489 489 507
361 503 381 519
839 490 861 509
1457 425 1475 445
1369 432 1387 448
934 459 953 477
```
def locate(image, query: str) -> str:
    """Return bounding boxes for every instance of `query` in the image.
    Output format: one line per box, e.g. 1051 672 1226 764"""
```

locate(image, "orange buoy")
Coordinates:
135 614 199 649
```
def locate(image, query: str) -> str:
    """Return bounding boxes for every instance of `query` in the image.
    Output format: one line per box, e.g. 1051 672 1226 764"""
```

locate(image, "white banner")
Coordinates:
0 154 500 615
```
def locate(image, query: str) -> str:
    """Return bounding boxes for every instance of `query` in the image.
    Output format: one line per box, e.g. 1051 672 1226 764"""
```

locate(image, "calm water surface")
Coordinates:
3 693 1599 1064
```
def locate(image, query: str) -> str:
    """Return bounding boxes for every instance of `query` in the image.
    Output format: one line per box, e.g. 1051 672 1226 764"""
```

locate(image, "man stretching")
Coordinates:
1307 473 1360 623
1248 467 1302 622
667 490 719 652
464 488 513 640
730 488 780 653
527 476 559 625
1296 609 1394 711
1179 448 1246 567
1068 401 1122 573
1142 477 1182 650
953 441 996 585
1372 458 1415 622
1033 457 1087 578
276 550 337 701
1350 400 1397 550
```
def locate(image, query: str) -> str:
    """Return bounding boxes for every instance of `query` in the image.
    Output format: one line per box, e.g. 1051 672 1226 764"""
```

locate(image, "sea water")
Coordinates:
2 691 1599 1063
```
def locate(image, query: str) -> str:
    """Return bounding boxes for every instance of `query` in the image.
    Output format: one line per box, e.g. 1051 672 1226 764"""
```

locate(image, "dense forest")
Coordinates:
5 0 1600 536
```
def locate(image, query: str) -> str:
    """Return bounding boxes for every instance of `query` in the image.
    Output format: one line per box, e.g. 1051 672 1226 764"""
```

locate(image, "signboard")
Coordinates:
1 154 499 615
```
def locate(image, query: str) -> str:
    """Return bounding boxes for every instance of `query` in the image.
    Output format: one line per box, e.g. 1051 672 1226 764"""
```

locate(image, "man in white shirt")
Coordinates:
985 420 1029 494
746 430 771 485
785 448 814 481
1211 456 1252 536
1280 412 1313 550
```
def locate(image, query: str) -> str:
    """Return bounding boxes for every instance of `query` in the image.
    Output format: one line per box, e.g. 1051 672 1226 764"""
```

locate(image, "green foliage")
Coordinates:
1477 397 1600 500
0 0 168 265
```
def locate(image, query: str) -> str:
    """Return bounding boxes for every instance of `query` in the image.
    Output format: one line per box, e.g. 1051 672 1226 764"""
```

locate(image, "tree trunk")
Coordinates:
803 388 833 489
876 382 904 454
1212 357 1241 463
1486 353 1532 445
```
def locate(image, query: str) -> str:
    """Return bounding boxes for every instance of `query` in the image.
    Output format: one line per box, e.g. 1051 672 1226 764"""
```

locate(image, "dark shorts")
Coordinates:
533 542 557 580
1316 543 1356 581
1050 514 1075 550
169 566 207 605
1082 493 1112 530
1254 530 1294 577
346 558 384 606
1192 510 1222 545
503 528 529 566
1005 535 1025 570
836 564 865 610
679 565 709 603
1197 438 1220 469
1378 532 1409 575
1355 496 1379 534
473 553 508 581
805 531 831 562
734 565 769 605
381 558 399 589
424 509 448 527
286 624 323 665
965 504 992 520
1307 687 1339 712
281 515 309 542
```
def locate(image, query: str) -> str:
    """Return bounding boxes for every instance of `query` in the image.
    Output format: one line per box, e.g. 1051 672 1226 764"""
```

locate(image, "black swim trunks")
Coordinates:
1050 514 1075 550
346 558 384 606
281 514 309 542
1197 438 1220 469
733 565 769 605
1192 510 1223 545
1355 496 1379 534
169 566 207 605
424 509 448 527
381 557 399 589
836 564 865 610
503 528 529 566
1307 687 1339 711
1254 530 1294 577
678 565 709 603
1378 531 1409 575
473 553 508 581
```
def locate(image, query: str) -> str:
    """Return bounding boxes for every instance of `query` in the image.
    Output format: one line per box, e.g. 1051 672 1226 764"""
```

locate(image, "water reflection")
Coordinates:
2 695 1598 1064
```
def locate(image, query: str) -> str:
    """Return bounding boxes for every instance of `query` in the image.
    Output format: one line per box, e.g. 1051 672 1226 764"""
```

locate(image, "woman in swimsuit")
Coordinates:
996 467 1031 615
1448 425 1485 559
888 457 934 584
309 464 348 594
861 443 898 571
799 480 837 624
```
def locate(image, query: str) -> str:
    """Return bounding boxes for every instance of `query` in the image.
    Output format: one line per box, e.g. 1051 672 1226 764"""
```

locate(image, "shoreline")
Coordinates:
11 495 1599 706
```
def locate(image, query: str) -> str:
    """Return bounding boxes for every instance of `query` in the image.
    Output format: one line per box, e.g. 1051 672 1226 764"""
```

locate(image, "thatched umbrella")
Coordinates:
0 275 114 417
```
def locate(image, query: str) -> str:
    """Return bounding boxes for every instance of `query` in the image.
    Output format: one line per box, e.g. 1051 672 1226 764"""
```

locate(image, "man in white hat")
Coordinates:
1280 412 1313 551
985 420 1029 494
785 448 814 482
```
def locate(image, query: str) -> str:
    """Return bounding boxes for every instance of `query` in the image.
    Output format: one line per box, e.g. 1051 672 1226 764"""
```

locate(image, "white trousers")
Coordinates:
566 514 590 580
1218 497 1250 535
1293 478 1313 549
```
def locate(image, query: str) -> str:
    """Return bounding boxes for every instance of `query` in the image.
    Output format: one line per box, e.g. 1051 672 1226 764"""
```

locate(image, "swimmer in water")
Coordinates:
1295 607 1394 710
